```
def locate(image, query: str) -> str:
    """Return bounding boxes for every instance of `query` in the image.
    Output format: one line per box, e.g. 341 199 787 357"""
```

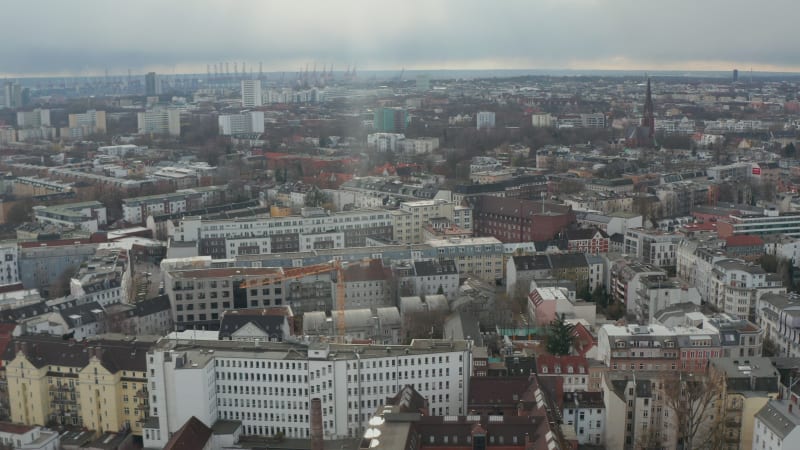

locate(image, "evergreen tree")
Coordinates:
546 313 575 356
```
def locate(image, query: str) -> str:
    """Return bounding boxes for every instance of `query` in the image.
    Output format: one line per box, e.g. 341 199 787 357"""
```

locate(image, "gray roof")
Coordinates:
756 401 800 440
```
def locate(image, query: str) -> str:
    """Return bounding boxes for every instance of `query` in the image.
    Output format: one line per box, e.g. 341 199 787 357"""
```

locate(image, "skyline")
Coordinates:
2 0 800 77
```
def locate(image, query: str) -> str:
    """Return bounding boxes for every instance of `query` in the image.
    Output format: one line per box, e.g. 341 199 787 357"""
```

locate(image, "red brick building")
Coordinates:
564 228 609 255
471 196 576 243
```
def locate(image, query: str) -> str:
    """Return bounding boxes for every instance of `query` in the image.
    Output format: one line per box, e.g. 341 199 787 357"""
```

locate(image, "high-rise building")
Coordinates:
137 108 181 136
733 69 739 82
476 111 496 130
145 72 161 96
3 82 22 109
218 110 265 135
373 107 406 133
16 109 50 128
68 109 107 134
241 79 263 107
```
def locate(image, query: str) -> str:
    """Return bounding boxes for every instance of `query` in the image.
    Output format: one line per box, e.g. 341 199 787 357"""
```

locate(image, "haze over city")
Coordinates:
3 0 800 77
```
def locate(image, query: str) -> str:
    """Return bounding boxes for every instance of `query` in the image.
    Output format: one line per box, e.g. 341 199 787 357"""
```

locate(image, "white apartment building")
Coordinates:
403 137 439 154
69 248 131 307
676 236 727 303
0 242 19 287
391 199 471 244
624 229 682 269
33 201 107 232
476 111 496 130
758 293 800 358
367 133 405 152
144 338 472 447
753 401 800 450
427 237 504 283
17 109 51 128
711 259 785 320
175 208 393 257
218 111 265 135
68 109 107 134
562 392 605 446
137 108 181 136
123 193 189 224
241 79 263 107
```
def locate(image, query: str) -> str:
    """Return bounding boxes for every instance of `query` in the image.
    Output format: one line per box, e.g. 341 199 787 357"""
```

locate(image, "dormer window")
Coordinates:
568 366 574 374
542 366 548 374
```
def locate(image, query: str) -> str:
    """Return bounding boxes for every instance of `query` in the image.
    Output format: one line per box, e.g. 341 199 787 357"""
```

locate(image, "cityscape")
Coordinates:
2 2 800 450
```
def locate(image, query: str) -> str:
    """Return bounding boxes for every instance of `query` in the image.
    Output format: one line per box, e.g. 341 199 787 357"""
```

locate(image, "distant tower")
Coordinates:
733 69 739 82
641 78 655 141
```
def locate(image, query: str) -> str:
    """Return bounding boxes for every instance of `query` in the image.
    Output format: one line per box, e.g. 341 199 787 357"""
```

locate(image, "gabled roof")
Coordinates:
219 308 290 340
725 234 765 247
3 334 150 373
511 255 551 272
163 416 213 450
58 301 104 328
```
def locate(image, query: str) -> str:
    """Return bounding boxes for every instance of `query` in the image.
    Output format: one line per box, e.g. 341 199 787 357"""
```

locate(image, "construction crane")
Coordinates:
240 260 347 338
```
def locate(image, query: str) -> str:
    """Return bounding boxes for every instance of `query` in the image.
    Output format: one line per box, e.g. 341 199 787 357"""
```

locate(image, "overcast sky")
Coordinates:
3 0 798 77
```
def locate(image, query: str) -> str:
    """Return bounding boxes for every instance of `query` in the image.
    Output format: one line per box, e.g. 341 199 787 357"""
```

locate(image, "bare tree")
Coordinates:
662 371 727 450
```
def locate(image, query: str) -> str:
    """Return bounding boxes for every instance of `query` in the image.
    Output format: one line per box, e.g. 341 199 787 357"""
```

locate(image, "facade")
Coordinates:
145 72 161 96
710 259 785 321
137 108 180 136
476 111 496 130
536 355 590 393
17 109 50 128
602 373 676 450
624 229 682 269
218 111 265 135
69 248 131 307
342 259 394 310
0 242 19 287
597 323 721 374
33 201 107 232
505 255 552 296
68 109 107 134
144 338 472 446
176 208 393 258
18 238 101 296
752 400 800 450
241 79 263 107
758 293 800 358
565 228 609 255
717 209 800 238
123 187 226 224
373 107 406 133
629 275 701 323
3 336 152 435
471 196 575 243
427 237 504 283
562 391 605 446
391 199 471 244
395 259 459 299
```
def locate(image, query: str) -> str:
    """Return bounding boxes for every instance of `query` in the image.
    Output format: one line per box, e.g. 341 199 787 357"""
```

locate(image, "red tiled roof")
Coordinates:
571 323 597 357
163 416 212 450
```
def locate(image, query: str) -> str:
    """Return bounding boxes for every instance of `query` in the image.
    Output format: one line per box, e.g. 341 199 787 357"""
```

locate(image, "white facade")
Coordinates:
367 133 405 152
403 137 439 154
145 339 472 446
752 401 800 450
137 108 181 136
218 111 265 135
241 80 263 107
476 111 496 130
0 425 60 450
17 109 51 128
0 242 20 287
391 199 471 244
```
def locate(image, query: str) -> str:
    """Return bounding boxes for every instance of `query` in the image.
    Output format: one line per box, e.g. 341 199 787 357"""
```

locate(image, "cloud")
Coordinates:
2 0 798 76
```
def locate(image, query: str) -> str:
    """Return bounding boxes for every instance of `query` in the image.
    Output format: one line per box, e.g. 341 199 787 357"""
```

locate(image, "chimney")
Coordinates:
95 346 104 360
310 398 323 450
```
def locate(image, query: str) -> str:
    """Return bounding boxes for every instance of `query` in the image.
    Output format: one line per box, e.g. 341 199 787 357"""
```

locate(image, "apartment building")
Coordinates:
717 209 800 239
69 248 131 307
68 109 107 134
676 235 727 303
33 201 107 232
602 373 677 450
710 357 779 450
752 400 800 450
3 335 153 435
427 237 504 283
143 338 472 447
623 229 682 269
710 259 785 321
342 259 394 310
758 292 800 358
218 110 264 135
597 323 721 374
391 199 471 244
562 391 605 446
629 275 701 324
176 208 393 258
608 256 666 307
470 196 575 243
123 186 227 224
137 108 180 136
0 242 19 288
394 259 459 298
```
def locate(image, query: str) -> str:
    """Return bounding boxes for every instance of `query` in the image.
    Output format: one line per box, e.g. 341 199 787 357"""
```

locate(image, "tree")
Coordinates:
783 142 797 158
304 188 330 208
662 371 727 450
545 314 575 356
